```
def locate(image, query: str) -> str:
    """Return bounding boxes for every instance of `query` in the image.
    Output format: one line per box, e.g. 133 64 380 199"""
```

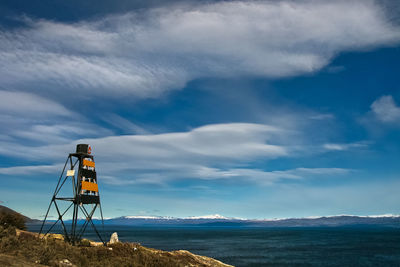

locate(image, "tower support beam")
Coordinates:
39 144 105 245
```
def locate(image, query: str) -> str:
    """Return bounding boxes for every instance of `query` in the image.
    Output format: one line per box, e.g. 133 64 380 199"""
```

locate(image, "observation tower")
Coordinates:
39 144 105 245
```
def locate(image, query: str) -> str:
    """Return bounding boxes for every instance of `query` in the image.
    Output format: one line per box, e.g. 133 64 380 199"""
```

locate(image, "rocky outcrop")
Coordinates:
160 249 233 267
58 259 76 267
109 232 119 244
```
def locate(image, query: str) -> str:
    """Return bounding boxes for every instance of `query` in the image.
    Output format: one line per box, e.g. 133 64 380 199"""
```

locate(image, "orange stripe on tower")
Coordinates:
83 159 95 168
81 181 98 192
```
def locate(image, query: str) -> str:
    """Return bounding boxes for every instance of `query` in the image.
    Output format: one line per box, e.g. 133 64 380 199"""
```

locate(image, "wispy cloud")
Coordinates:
0 122 350 186
323 142 369 151
361 95 400 134
0 90 72 117
0 0 398 99
188 166 349 186
0 123 286 160
0 162 349 186
100 114 150 135
370 95 400 123
309 113 335 121
0 164 62 175
0 89 113 146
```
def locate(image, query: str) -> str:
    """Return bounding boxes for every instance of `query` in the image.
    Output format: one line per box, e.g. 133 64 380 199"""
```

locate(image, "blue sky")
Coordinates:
0 0 399 220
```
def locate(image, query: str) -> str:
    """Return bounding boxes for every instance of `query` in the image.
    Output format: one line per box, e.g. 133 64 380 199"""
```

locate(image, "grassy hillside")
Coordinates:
0 227 232 267
0 205 39 224
0 206 232 267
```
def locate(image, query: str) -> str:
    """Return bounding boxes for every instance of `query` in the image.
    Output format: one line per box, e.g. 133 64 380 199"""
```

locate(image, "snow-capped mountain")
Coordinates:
123 215 175 220
185 214 228 220
102 214 400 227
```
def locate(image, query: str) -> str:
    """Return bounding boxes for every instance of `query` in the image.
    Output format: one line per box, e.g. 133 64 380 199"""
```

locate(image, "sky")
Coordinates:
0 0 399 220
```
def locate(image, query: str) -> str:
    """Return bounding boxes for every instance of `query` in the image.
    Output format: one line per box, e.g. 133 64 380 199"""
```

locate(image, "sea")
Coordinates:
28 224 400 266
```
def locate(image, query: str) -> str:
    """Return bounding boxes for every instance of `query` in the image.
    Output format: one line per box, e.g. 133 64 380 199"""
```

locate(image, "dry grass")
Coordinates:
0 226 232 267
0 212 232 267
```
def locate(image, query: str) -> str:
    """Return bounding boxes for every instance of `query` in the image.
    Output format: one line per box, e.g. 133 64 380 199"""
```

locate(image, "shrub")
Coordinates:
0 212 26 230
79 239 91 247
0 226 19 252
38 244 54 265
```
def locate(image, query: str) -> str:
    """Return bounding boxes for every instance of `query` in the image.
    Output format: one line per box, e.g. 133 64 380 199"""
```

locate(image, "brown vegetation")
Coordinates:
0 210 27 230
0 212 233 267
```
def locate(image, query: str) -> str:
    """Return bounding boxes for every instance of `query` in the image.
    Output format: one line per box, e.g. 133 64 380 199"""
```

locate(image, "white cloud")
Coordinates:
309 113 335 120
100 114 150 135
323 142 368 151
0 162 348 186
0 90 82 146
324 143 347 151
370 95 400 123
0 164 62 175
12 123 112 143
4 122 286 161
0 122 350 185
0 123 284 176
0 0 398 98
0 90 72 117
0 112 112 147
0 123 277 159
190 166 349 186
0 90 114 147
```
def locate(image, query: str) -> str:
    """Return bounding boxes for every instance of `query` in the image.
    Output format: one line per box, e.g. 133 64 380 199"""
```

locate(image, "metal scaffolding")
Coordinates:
39 144 106 245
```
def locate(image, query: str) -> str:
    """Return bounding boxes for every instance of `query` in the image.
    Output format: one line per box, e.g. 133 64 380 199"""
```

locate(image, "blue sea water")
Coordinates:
28 224 400 266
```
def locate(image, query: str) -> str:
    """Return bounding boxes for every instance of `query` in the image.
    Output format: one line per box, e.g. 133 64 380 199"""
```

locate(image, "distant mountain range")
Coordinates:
2 204 398 228
98 214 400 227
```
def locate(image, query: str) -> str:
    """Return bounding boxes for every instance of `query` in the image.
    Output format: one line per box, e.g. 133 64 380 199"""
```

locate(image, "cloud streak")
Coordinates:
0 122 349 185
0 90 72 117
0 89 113 147
0 0 399 99
0 123 286 160
0 164 63 175
323 142 369 151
